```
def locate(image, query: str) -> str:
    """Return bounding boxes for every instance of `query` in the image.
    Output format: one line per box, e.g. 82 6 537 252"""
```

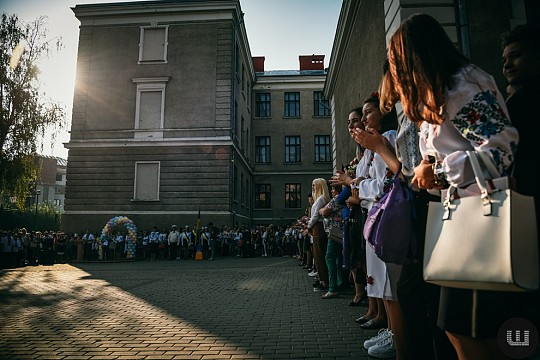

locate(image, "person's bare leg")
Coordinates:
385 299 408 360
446 332 506 360
351 269 365 302
373 298 387 323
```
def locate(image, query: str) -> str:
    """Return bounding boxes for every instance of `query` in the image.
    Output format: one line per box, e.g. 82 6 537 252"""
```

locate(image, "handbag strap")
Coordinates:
474 151 500 179
443 151 498 217
465 150 495 216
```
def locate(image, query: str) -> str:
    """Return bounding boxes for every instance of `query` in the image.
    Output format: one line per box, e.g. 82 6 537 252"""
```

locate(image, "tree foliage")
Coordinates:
0 13 66 207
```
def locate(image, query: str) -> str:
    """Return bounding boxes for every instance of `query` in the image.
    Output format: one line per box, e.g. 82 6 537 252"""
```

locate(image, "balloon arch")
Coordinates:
100 216 137 259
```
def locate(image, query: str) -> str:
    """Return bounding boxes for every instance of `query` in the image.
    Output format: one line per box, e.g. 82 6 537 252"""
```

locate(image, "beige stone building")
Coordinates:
63 0 332 232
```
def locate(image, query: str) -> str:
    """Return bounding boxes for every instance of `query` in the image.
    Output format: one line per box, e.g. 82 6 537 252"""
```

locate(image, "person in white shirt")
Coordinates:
82 229 94 261
168 225 180 260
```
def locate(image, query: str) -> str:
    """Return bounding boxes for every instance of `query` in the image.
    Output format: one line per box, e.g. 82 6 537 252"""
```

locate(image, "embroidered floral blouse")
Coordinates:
419 64 519 188
354 130 397 210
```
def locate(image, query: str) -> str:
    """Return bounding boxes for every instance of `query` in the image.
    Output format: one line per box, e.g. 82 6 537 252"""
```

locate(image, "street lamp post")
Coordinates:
34 189 40 230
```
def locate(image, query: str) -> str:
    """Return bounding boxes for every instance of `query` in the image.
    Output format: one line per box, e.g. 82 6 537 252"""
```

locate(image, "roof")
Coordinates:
256 70 327 76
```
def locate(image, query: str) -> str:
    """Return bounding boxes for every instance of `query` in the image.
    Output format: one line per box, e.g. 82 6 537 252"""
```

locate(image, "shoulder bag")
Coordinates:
423 151 539 291
363 163 415 264
328 226 343 244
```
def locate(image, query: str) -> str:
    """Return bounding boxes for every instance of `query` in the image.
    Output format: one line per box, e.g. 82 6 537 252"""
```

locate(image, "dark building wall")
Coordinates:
330 0 387 167
464 0 513 92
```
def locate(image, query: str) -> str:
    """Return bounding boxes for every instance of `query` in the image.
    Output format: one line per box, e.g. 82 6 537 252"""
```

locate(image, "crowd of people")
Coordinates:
1 14 539 360
0 222 313 269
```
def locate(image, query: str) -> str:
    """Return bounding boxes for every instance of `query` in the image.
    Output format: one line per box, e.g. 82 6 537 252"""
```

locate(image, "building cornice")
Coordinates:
64 137 233 149
72 1 238 26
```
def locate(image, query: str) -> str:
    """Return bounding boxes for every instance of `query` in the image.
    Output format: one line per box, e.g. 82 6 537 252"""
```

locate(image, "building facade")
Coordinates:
251 55 333 226
63 0 332 233
325 0 536 168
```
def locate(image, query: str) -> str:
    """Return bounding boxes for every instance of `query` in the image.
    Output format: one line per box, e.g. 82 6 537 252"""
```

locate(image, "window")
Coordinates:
313 91 330 116
285 136 301 163
255 184 271 209
241 116 245 148
235 43 240 82
233 165 238 200
240 173 244 204
139 26 168 63
134 162 160 201
245 178 249 207
56 174 63 182
255 136 271 163
285 183 301 208
133 77 169 130
255 93 271 117
314 135 331 162
284 92 300 117
242 64 246 94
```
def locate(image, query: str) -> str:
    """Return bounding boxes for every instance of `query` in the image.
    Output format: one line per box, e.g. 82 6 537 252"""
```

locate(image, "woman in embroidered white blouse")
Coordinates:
387 13 519 360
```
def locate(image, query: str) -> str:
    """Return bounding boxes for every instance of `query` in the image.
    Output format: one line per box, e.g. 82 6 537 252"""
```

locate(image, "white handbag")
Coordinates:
423 151 539 291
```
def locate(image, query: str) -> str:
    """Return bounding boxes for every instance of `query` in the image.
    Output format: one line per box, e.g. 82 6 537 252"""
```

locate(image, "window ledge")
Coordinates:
137 60 168 65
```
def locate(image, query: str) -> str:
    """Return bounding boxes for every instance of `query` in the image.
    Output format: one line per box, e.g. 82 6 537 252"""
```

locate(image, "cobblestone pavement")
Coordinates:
0 257 376 360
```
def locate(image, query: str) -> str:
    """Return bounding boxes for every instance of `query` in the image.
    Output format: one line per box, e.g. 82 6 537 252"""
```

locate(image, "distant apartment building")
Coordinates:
63 0 332 232
251 55 332 225
32 155 67 210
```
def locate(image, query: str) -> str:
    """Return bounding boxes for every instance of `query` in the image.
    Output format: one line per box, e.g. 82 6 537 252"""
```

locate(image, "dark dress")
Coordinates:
438 80 540 338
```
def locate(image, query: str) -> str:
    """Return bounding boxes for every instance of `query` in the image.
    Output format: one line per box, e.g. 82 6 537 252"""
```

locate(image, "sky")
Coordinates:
0 0 342 159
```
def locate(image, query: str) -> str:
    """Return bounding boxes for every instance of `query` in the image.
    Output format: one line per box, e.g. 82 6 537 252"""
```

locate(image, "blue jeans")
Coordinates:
326 236 343 292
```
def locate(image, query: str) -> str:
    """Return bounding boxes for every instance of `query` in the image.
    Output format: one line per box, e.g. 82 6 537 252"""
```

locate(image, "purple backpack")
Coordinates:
363 164 415 264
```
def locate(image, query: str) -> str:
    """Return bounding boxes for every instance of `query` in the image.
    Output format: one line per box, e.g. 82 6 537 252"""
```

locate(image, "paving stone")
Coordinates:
0 258 372 359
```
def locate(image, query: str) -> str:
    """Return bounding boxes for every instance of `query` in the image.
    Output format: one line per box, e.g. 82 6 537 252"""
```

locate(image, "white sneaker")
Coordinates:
363 328 390 349
308 271 318 277
367 330 396 359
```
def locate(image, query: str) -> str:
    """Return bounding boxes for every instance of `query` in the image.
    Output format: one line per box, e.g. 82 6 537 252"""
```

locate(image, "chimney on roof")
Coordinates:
252 56 265 72
299 54 324 70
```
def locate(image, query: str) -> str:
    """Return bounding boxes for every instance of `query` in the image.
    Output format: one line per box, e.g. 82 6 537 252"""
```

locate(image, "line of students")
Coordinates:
322 13 540 360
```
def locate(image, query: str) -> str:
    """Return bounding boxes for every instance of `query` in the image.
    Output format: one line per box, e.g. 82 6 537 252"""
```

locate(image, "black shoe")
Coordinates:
313 284 328 292
355 314 373 324
348 292 367 306
359 318 387 329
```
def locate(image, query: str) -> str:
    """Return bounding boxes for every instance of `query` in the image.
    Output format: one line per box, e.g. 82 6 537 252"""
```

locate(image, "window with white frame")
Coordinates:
134 162 160 201
139 26 168 63
133 78 169 130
